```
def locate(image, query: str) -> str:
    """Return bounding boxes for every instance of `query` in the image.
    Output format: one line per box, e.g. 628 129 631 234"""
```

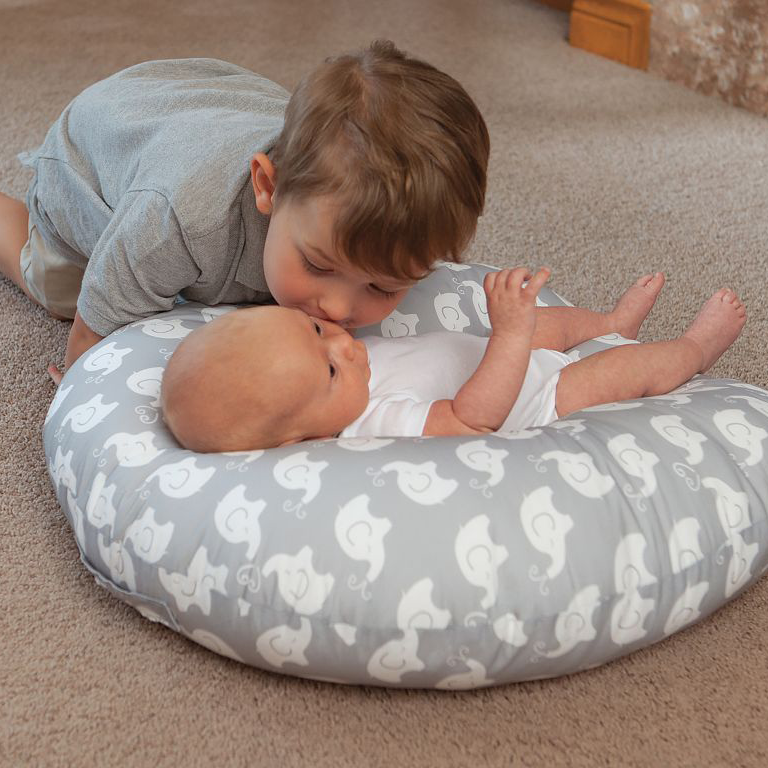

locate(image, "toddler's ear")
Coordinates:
251 152 276 215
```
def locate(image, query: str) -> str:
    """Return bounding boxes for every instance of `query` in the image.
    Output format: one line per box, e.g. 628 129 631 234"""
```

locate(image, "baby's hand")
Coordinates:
484 267 551 342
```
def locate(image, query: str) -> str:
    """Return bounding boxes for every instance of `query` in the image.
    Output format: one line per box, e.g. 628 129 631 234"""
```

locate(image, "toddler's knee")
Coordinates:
48 308 73 321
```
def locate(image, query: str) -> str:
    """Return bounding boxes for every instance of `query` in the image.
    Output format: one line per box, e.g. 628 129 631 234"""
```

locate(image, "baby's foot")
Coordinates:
682 289 747 372
608 272 666 339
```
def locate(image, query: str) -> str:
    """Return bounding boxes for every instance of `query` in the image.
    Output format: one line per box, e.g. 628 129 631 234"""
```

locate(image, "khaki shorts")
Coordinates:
20 220 84 319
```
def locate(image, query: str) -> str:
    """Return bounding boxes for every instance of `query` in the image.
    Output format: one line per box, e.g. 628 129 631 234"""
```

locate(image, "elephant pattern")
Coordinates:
44 262 768 688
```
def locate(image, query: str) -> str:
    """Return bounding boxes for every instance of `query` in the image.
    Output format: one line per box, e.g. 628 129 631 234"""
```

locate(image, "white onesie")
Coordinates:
340 331 573 438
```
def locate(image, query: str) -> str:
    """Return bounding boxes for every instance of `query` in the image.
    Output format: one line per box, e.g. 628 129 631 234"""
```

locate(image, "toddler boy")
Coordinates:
161 269 747 451
0 41 490 378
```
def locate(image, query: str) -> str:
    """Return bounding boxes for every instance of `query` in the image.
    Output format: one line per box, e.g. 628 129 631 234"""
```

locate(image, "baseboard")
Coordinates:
537 0 573 10
569 0 651 70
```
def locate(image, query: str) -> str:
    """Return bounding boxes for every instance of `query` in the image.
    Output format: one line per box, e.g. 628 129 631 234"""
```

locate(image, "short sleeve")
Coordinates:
341 394 434 438
77 190 201 336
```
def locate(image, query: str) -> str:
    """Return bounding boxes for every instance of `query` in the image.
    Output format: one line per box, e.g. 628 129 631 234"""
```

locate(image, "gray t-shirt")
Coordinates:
19 58 290 336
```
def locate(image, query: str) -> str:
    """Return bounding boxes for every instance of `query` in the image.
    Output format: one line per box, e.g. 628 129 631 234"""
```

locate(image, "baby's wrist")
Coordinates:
489 328 530 349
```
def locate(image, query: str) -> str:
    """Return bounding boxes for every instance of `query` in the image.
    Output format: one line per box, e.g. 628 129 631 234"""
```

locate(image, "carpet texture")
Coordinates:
2 1 767 766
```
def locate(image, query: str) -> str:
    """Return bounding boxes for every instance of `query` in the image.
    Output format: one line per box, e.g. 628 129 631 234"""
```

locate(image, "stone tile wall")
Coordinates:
649 1 768 116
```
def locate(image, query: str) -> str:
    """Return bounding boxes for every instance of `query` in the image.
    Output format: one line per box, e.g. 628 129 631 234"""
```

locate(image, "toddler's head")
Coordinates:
251 40 490 329
161 307 371 452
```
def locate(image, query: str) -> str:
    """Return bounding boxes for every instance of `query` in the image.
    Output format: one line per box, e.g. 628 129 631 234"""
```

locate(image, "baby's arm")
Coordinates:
423 267 550 436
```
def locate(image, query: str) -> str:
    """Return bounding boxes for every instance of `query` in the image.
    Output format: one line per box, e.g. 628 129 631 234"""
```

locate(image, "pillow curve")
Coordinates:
43 261 768 689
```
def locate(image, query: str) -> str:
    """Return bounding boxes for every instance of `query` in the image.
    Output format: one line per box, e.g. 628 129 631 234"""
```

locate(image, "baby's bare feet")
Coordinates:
609 272 666 339
683 289 747 372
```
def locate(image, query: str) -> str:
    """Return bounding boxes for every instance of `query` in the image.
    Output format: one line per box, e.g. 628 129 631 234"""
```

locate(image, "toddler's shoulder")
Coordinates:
89 57 288 99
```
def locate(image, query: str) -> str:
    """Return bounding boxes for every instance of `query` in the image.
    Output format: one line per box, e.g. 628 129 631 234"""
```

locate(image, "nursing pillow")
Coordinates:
44 262 768 689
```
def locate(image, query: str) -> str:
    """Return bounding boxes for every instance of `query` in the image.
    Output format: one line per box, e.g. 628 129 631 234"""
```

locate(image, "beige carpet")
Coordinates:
2 1 768 766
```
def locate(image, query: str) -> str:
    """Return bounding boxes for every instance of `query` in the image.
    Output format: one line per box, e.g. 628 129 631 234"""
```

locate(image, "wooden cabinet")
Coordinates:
536 0 651 70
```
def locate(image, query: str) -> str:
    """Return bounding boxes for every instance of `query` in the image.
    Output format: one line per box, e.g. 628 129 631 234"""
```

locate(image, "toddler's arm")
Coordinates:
65 311 105 370
47 311 105 386
423 267 550 436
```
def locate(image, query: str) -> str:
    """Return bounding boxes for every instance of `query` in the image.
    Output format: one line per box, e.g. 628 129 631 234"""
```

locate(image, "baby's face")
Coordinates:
276 308 371 442
161 305 371 452
262 194 417 329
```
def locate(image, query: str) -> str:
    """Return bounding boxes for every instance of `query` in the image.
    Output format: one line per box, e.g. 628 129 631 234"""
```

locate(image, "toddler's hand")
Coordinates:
47 364 64 387
484 267 550 342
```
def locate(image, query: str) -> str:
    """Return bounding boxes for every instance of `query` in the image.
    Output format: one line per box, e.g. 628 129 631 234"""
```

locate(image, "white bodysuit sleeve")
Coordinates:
340 394 434 438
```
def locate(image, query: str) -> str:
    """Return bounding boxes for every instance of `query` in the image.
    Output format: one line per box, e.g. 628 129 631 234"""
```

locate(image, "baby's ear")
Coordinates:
250 152 276 215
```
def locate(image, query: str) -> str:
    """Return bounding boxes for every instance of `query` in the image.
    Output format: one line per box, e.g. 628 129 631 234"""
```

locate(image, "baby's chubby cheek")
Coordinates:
329 379 370 433
350 379 371 419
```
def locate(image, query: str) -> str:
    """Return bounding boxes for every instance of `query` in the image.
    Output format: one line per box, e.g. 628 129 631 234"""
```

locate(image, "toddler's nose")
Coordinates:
318 293 353 327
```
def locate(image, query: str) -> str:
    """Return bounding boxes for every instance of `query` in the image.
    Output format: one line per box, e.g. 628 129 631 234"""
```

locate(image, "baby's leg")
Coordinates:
555 289 746 418
533 273 665 351
0 192 34 300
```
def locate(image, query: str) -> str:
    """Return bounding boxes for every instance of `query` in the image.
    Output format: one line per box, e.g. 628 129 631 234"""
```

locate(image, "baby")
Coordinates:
161 268 747 451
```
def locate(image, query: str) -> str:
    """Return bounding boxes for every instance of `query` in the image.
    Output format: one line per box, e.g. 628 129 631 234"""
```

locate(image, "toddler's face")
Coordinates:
262 195 416 329
276 309 371 443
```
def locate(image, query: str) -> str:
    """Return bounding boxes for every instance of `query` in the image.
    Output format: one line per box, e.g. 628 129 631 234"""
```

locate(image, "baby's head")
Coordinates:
251 40 490 329
161 306 371 452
